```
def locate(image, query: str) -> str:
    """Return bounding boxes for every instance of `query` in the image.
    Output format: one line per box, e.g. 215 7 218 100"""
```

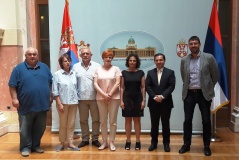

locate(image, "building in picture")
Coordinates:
108 36 156 58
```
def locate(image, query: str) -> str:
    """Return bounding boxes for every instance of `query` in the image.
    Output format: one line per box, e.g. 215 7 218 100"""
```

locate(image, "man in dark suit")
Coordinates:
179 36 218 156
146 53 175 152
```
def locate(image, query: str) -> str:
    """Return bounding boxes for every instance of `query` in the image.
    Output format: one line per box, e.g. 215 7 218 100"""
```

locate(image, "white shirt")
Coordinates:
72 61 101 100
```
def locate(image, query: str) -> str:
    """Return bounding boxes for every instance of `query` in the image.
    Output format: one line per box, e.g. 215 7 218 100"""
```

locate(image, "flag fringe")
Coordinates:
211 100 230 114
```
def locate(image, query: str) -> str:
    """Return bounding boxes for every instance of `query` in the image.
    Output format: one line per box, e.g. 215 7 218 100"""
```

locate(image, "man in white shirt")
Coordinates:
72 47 101 148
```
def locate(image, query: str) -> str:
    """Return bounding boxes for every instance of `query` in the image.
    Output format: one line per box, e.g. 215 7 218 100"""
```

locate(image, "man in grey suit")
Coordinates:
146 53 175 152
179 36 218 156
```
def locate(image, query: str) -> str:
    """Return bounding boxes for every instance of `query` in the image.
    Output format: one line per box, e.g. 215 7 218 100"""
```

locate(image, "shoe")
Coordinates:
67 146 80 151
109 141 116 151
148 143 157 151
21 150 30 157
164 144 170 152
125 142 131 150
73 133 81 139
78 141 89 148
179 144 190 154
32 148 44 153
55 145 64 152
204 146 212 156
92 140 101 147
98 142 108 150
135 142 141 150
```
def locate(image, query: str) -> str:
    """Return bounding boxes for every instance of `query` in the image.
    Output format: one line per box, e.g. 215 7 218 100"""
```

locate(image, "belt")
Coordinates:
188 89 201 92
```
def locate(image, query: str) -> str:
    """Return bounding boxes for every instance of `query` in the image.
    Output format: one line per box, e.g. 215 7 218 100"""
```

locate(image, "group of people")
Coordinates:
8 35 218 157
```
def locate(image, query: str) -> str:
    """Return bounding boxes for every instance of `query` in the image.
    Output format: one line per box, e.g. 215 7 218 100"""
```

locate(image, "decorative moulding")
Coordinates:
0 28 4 40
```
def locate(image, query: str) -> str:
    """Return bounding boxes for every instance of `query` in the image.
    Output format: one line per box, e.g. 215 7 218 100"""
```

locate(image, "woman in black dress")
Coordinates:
120 53 146 150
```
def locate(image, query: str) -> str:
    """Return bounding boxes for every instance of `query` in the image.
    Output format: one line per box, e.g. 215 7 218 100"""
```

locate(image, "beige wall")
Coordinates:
0 0 28 111
0 0 27 48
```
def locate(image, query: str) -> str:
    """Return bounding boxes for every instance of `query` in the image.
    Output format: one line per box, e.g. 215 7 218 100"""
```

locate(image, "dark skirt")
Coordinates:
122 93 144 117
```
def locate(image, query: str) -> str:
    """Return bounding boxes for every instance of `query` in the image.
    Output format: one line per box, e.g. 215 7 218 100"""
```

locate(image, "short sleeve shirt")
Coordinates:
8 61 53 115
94 66 122 100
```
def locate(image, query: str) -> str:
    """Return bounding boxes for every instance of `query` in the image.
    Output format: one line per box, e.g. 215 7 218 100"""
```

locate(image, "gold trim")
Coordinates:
211 100 230 114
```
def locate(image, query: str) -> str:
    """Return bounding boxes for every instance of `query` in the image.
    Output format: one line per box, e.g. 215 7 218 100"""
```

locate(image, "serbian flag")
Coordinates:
59 0 78 66
203 0 229 113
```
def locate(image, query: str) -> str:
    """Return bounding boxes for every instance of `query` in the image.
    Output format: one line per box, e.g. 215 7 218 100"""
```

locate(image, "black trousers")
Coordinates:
149 106 172 145
183 90 212 146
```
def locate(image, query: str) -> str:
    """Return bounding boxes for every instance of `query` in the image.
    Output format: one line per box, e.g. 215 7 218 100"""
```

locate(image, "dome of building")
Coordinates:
128 36 135 44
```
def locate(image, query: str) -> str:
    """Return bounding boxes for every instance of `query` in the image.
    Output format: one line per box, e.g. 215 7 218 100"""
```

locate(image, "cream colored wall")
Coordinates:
0 0 18 28
0 0 27 51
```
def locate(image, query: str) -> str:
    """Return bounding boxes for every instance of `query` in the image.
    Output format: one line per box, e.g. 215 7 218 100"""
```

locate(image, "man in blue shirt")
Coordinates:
179 36 218 156
8 47 53 157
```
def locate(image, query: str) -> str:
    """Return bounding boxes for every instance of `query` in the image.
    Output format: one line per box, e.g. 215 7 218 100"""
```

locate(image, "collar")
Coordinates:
24 61 40 69
60 69 73 75
81 61 92 67
190 51 201 59
157 67 164 73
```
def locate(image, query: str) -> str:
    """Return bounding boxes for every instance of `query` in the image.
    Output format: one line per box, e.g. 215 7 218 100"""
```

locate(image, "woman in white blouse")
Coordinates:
52 53 79 152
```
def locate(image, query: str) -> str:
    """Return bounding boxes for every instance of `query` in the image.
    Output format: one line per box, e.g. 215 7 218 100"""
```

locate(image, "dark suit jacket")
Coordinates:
146 67 176 108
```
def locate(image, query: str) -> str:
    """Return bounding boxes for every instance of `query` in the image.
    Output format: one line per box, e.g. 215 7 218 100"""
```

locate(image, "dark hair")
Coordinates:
58 53 71 69
154 53 165 61
188 36 201 44
125 53 141 68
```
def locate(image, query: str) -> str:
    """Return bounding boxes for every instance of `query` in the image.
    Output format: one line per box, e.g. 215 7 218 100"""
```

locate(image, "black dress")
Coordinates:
122 70 145 117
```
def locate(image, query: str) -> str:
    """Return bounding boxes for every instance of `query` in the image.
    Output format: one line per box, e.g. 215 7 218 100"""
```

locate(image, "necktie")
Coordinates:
158 69 162 85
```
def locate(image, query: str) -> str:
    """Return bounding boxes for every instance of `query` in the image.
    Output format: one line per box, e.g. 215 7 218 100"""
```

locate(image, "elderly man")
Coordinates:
9 47 53 157
72 47 101 148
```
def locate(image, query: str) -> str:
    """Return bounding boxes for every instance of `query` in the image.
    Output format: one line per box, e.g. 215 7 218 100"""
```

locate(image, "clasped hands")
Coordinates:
104 92 112 102
154 95 164 103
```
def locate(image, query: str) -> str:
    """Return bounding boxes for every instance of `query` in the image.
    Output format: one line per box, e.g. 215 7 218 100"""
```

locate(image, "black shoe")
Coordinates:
204 146 212 156
92 140 101 147
164 144 170 152
179 144 190 154
148 143 157 151
78 141 89 148
135 142 141 150
125 142 131 150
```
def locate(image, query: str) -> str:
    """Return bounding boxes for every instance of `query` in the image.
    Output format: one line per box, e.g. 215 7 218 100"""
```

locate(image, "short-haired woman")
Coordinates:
94 50 121 151
52 53 79 152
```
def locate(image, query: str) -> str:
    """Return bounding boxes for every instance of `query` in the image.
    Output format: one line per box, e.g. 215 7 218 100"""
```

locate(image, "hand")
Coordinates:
107 93 112 101
12 98 19 109
58 103 64 113
120 101 125 109
103 93 112 102
141 100 145 110
154 95 163 103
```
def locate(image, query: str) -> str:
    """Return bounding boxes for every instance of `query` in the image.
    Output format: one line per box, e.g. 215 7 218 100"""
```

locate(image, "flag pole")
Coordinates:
210 112 223 142
209 0 223 143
